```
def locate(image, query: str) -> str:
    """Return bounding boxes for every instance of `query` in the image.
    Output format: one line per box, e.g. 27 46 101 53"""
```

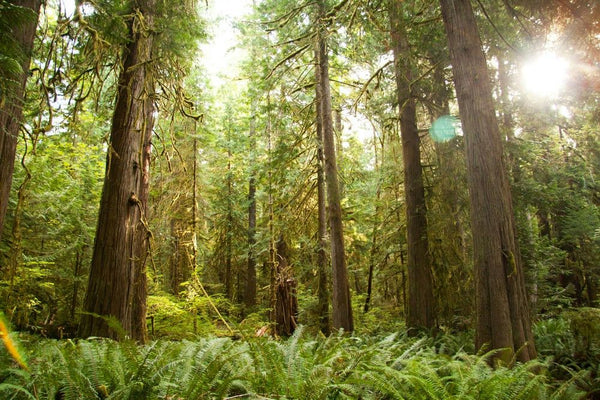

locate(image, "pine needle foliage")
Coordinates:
0 329 589 399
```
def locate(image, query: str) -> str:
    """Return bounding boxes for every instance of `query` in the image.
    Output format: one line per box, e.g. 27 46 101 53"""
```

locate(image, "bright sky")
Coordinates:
59 0 253 89
200 0 254 88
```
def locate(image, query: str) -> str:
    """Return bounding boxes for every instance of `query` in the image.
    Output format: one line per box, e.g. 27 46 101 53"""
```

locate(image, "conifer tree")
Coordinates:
440 0 536 362
316 0 353 332
388 0 436 331
79 0 157 342
0 0 42 243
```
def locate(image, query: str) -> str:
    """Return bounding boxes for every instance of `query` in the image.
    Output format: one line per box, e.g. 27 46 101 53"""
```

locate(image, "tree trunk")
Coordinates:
388 0 436 331
0 0 41 243
225 145 234 300
364 185 381 313
78 0 156 342
130 129 152 342
70 250 82 320
316 0 353 332
274 235 298 337
314 47 330 335
334 108 344 194
267 93 277 326
169 220 183 294
365 128 383 313
440 0 536 363
245 115 257 309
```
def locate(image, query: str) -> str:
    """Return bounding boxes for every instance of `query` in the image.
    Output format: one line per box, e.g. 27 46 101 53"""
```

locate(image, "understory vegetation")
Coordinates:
0 318 598 400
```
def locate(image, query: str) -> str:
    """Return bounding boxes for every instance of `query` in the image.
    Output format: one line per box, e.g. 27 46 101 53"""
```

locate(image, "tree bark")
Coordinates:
169 220 183 294
274 236 298 337
364 183 381 313
314 46 330 334
245 114 257 309
0 0 41 243
316 0 353 332
225 144 234 300
440 0 536 363
78 0 156 342
365 128 383 313
388 0 436 331
70 250 82 320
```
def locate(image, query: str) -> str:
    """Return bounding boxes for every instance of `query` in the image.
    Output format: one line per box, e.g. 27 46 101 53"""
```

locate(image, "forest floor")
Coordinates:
0 315 598 399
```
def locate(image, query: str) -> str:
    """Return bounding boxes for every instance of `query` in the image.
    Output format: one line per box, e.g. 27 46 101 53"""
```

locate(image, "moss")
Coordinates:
564 307 600 356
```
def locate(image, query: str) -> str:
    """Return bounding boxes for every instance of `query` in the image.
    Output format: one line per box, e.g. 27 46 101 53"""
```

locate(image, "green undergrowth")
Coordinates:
0 325 592 400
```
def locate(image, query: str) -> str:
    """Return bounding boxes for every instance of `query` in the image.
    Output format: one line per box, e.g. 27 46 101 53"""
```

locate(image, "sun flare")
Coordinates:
521 51 569 99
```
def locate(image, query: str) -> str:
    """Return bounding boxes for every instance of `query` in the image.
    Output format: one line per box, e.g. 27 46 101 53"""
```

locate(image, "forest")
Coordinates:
0 0 599 398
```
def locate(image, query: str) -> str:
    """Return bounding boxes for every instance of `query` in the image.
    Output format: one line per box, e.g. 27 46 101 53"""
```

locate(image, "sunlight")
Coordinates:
521 51 570 99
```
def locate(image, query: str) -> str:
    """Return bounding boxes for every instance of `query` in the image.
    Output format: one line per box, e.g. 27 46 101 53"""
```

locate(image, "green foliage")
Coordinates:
147 292 240 339
0 0 36 98
564 307 600 355
0 328 590 400
0 134 104 330
534 312 600 399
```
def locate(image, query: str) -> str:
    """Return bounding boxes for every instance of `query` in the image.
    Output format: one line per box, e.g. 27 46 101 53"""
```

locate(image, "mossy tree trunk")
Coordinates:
78 0 156 343
0 0 41 243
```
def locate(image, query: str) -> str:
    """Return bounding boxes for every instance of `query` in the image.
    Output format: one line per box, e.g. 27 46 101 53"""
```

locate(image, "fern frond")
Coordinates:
0 382 36 400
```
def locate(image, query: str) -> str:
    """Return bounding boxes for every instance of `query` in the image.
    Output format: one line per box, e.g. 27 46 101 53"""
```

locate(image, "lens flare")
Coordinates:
521 51 569 98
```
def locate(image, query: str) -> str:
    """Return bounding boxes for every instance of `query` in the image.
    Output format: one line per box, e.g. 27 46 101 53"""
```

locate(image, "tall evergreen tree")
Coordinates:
314 42 330 335
244 112 258 309
388 0 436 331
440 0 536 363
315 0 353 332
0 0 41 243
79 0 157 342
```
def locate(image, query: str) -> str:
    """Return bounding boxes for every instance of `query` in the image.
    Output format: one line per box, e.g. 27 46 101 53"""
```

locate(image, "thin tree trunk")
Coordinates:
267 93 277 326
191 133 199 273
245 114 257 309
388 0 436 331
316 0 353 332
226 144 234 300
0 0 41 243
169 220 182 294
70 250 82 320
440 0 536 363
79 0 156 342
364 128 383 313
364 186 381 313
314 47 330 334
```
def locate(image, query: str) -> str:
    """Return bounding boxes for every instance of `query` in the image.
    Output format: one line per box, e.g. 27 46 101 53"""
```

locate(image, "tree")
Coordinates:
315 47 330 334
439 0 536 363
78 0 157 342
244 112 258 310
388 0 436 331
316 0 353 332
0 0 42 243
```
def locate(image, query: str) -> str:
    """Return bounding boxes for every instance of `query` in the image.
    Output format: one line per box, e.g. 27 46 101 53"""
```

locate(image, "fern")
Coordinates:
165 337 252 399
0 327 592 399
